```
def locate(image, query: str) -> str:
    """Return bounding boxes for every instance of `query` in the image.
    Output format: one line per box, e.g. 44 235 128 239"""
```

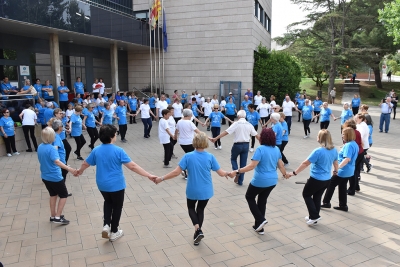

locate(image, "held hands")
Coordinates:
147 174 157 183
228 171 237 178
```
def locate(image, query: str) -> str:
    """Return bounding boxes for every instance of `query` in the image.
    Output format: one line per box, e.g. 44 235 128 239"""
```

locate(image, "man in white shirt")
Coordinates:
211 110 259 186
379 96 394 133
96 94 106 105
282 96 299 134
19 104 38 152
156 94 169 120
202 97 213 130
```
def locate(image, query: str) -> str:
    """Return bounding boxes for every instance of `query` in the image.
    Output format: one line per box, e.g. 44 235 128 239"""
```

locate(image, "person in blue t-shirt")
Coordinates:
58 80 70 111
0 108 20 156
322 127 359 212
225 92 235 103
225 97 237 126
1 76 19 99
69 105 86 160
53 108 72 164
181 90 188 105
115 100 133 143
279 113 289 165
38 127 77 225
76 124 157 241
301 99 314 138
288 130 338 225
229 128 288 234
74 77 84 96
128 94 138 124
83 104 100 150
313 102 336 130
155 132 231 245
33 78 43 100
246 104 261 152
191 98 203 126
42 80 54 101
19 79 33 99
241 95 252 114
205 104 233 149
297 95 306 122
338 103 353 132
295 91 301 103
351 94 361 115
43 102 55 129
269 113 283 148
312 96 323 123
149 93 158 121
100 103 115 126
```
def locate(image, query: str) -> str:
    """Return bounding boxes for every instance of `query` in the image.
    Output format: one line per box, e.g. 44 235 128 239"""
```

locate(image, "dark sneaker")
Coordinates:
367 164 373 173
77 156 84 161
53 217 70 224
26 148 33 152
321 203 331 209
252 225 264 235
194 229 204 244
50 215 64 222
255 220 268 232
333 206 348 212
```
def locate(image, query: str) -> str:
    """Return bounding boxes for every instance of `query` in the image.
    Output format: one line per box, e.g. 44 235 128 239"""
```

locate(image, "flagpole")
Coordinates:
158 21 161 94
154 27 157 96
162 3 165 92
149 7 153 95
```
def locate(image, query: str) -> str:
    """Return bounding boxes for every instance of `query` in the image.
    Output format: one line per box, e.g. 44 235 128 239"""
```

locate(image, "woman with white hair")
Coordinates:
263 113 283 148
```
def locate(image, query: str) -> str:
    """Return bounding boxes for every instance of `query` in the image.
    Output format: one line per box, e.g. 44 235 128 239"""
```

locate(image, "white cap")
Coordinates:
229 92 233 94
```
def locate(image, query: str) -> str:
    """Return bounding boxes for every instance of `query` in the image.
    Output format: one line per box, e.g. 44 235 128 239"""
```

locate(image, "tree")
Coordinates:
379 0 400 44
253 45 301 102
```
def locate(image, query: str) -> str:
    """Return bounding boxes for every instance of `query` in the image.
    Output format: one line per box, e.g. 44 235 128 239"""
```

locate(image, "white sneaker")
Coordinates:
102 224 111 239
109 229 124 241
306 217 321 225
163 165 172 168
303 136 308 139
13 152 20 155
304 216 309 221
249 148 254 152
7 153 12 157
218 146 222 150
284 163 290 167
215 147 218 150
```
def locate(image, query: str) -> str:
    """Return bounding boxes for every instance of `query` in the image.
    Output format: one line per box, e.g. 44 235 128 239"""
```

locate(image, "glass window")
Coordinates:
260 7 264 24
254 1 258 18
1 49 17 60
1 65 18 80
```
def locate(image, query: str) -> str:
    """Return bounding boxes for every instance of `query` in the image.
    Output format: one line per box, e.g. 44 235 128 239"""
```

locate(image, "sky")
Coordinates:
271 0 308 39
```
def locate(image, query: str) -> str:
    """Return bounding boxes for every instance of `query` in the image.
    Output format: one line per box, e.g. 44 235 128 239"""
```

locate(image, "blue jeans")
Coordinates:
142 118 152 137
379 113 390 132
285 116 292 134
231 142 249 185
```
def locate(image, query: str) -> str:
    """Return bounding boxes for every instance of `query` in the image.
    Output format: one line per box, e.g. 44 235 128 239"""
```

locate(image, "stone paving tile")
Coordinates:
0 105 400 266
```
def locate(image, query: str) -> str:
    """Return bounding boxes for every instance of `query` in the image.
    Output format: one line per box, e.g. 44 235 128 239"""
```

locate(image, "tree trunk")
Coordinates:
329 60 336 98
373 67 382 89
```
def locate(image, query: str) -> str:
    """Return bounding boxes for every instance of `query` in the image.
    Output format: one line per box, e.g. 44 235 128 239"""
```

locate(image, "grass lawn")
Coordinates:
299 78 395 106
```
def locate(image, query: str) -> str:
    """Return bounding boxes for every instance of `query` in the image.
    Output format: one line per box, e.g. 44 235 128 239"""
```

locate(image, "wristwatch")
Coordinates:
292 171 297 176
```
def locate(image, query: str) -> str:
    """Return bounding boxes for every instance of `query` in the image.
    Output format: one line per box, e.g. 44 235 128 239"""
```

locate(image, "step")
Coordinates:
344 80 360 83
343 83 360 88
343 88 359 92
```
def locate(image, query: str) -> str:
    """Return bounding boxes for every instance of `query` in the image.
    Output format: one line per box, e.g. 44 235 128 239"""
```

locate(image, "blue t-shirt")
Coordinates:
129 98 138 111
52 101 59 108
85 144 131 192
92 107 99 117
43 108 54 126
0 117 14 136
295 93 301 102
98 105 105 114
368 125 373 145
37 143 63 182
297 99 305 109
60 117 67 140
42 85 53 99
23 85 33 99
191 103 199 117
179 151 220 200
121 95 128 101
115 106 127 125
149 97 156 108
246 111 260 126
166 98 171 104
320 108 332 122
225 103 236 115
58 86 69 101
340 109 353 125
241 100 252 113
83 109 96 127
70 113 83 136
351 98 361 107
34 84 42 99
281 120 289 142
302 105 314 120
307 147 338 181
225 96 235 102
74 82 84 94
103 109 113 125
250 145 281 187
209 111 224 127
338 141 359 178
313 100 322 111
272 123 283 145
53 133 66 164
38 107 46 125
181 94 188 103
103 96 108 102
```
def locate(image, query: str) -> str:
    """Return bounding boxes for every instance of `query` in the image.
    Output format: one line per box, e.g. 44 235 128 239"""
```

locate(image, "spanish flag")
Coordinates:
150 0 161 29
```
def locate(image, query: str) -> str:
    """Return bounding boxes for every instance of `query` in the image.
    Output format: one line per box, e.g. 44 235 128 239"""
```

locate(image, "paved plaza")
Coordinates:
0 104 399 267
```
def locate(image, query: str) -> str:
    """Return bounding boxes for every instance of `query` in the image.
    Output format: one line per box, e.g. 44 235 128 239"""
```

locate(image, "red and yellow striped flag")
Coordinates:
150 0 161 29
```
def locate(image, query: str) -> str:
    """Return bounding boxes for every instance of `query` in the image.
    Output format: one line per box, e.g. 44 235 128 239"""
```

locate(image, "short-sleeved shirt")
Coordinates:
86 144 131 192
281 120 289 142
340 109 353 125
0 117 14 136
156 101 168 117
307 147 338 181
22 85 33 99
140 104 151 119
128 98 138 111
34 84 42 99
103 109 114 125
74 82 84 94
58 86 69 101
42 85 53 99
43 108 54 126
225 103 236 115
209 111 224 127
172 103 183 118
176 120 197 145
250 145 281 187
179 151 220 200
158 118 171 144
282 101 295 116
368 125 373 145
313 100 322 111
191 103 199 117
297 99 305 109
257 103 270 117
241 100 252 113
149 97 156 108
302 105 314 120
320 108 332 122
21 108 37 126
83 109 96 127
202 102 213 117
226 118 258 143
37 143 62 182
351 98 361 107
272 123 283 145
338 141 359 178
115 106 127 125
70 113 83 136
53 133 66 164
246 111 260 126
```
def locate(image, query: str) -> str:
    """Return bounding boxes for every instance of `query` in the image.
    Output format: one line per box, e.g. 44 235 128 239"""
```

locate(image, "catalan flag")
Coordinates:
149 0 161 29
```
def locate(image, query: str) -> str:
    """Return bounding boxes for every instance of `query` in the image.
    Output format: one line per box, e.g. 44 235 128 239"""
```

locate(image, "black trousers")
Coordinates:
187 199 209 228
142 118 152 137
62 168 68 182
303 119 311 136
2 135 17 154
322 175 351 207
100 189 125 233
313 111 320 123
119 124 127 140
352 107 359 115
151 108 156 121
349 152 364 192
130 110 136 124
297 111 302 122
211 127 221 148
60 101 68 111
86 127 99 148
62 139 71 164
163 142 172 165
227 115 235 126
180 144 195 177
245 183 276 226
261 116 269 125
320 121 330 130
393 106 397 119
221 110 226 125
73 134 86 157
22 125 38 150
280 141 288 164
174 117 181 124
303 177 330 220
170 137 177 156
251 125 258 148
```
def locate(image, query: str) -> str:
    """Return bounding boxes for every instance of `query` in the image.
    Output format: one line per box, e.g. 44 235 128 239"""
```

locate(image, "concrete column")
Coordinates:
110 43 119 93
49 33 61 103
